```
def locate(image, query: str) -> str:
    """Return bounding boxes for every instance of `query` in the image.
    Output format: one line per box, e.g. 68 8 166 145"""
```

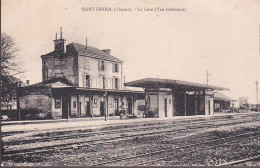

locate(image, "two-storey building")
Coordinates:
19 29 144 119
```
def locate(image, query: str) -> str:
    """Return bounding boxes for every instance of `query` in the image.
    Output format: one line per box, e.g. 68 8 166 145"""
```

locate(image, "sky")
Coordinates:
2 0 260 105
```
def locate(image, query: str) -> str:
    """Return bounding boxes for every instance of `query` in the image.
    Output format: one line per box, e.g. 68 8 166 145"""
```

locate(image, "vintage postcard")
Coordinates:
1 0 260 167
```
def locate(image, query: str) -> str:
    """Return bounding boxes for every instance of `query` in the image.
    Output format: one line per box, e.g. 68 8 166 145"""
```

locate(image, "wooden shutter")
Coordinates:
90 76 93 88
118 78 121 90
112 63 115 73
84 58 86 69
112 77 114 89
98 61 101 71
105 78 108 89
82 74 86 87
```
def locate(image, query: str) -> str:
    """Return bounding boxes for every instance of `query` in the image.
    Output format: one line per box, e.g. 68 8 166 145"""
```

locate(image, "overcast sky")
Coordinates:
2 0 260 104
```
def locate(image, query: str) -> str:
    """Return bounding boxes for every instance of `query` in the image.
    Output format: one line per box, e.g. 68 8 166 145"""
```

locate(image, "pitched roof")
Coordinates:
24 77 74 88
71 42 123 63
214 92 233 101
124 78 229 91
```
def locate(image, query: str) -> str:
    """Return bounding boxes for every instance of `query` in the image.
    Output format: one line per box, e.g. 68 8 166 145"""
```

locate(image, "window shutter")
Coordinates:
105 78 108 89
112 63 115 73
98 61 100 71
118 78 121 90
90 76 93 88
82 74 86 87
86 58 89 69
84 58 86 69
112 78 114 89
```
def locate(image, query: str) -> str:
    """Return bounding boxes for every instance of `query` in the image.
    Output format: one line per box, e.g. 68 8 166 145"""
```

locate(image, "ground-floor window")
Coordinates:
73 101 77 108
55 98 61 109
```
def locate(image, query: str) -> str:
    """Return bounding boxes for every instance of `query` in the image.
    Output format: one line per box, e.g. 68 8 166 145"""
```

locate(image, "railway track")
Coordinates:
87 131 260 166
216 155 260 166
3 113 259 146
2 115 260 158
132 132 260 166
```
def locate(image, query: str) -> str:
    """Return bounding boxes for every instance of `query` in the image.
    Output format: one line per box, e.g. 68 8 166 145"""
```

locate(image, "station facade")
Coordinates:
19 29 144 119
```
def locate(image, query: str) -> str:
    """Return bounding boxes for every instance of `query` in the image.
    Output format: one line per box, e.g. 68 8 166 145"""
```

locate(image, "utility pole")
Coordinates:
256 80 258 105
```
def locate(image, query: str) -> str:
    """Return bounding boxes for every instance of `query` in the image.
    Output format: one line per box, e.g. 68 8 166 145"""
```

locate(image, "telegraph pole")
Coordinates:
256 80 258 105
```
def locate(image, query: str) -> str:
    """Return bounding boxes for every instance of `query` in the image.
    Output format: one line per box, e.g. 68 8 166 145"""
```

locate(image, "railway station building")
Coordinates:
18 28 231 119
18 29 144 119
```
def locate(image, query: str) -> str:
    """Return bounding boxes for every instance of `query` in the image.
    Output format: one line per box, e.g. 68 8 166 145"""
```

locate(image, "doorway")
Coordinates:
127 98 132 115
62 96 71 119
100 102 105 116
114 99 119 116
164 98 168 117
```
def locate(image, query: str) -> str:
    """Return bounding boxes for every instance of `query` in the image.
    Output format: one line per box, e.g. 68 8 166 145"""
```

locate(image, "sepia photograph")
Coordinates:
1 0 260 167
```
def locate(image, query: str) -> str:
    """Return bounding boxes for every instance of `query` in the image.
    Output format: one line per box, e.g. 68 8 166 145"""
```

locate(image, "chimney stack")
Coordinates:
60 27 62 39
26 80 30 85
55 33 57 40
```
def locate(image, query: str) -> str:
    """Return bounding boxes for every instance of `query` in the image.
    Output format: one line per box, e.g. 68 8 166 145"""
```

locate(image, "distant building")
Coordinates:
239 97 248 107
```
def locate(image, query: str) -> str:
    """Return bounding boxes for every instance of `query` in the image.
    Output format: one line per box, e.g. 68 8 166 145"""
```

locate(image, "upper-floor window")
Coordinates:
84 57 90 69
54 58 63 66
86 75 90 88
55 73 64 78
113 63 119 73
98 61 105 71
114 77 119 90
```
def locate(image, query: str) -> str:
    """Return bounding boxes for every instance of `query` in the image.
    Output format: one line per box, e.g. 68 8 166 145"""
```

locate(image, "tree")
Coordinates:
1 33 24 113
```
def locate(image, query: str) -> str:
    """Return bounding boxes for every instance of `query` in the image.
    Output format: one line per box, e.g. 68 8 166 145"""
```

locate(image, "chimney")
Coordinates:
54 27 65 53
60 27 62 39
55 33 57 40
26 80 30 85
86 37 88 48
102 49 111 55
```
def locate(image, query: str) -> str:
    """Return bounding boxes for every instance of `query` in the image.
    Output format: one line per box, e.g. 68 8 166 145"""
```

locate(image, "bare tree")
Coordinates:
1 33 23 76
1 33 24 113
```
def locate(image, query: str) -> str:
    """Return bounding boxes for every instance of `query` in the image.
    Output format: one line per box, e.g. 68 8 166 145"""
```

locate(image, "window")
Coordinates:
109 100 112 108
113 63 119 73
73 101 77 108
93 99 98 108
84 58 90 69
45 68 48 81
86 75 90 88
55 98 61 109
114 77 119 90
55 73 64 78
54 58 62 65
99 61 105 71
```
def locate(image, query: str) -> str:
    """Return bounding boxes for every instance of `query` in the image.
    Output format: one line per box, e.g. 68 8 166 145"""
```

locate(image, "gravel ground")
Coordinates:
1 114 260 166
